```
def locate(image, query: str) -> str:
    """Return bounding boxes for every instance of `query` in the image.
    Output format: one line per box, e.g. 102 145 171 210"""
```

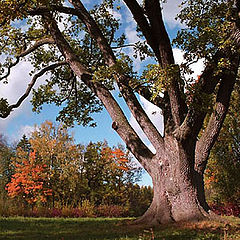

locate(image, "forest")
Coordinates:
0 121 153 218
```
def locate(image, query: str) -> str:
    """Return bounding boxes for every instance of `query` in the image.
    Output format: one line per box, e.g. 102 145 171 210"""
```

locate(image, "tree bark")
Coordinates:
136 136 211 225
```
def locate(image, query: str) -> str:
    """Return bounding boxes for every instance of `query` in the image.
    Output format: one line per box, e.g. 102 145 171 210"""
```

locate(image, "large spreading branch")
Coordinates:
123 0 187 128
0 61 67 118
29 2 174 144
42 13 154 169
195 54 240 174
30 2 165 150
65 0 165 151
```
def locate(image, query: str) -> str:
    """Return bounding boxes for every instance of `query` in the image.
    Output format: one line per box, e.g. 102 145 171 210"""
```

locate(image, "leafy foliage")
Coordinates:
6 149 52 205
174 0 236 62
3 121 147 214
0 135 13 204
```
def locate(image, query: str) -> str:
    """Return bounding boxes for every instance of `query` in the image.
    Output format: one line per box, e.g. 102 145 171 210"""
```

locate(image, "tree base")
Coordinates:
134 208 221 226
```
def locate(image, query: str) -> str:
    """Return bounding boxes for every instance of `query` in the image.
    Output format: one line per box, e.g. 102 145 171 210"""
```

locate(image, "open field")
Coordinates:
0 216 239 240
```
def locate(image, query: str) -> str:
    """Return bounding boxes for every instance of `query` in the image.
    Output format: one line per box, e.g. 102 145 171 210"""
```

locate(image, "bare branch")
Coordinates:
1 61 67 118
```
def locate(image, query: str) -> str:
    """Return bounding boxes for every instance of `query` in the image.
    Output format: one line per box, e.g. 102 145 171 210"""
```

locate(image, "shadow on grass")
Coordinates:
0 217 239 240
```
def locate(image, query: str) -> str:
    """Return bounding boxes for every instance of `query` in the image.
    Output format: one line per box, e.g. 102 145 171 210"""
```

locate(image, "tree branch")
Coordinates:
0 38 55 82
43 13 155 168
174 22 240 142
195 54 240 174
0 61 67 118
68 0 165 150
124 0 187 128
122 0 161 62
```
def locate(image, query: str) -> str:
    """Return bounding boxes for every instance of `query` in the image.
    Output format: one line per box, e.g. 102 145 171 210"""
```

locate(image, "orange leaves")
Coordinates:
102 148 130 172
111 149 130 171
6 149 52 204
204 169 219 189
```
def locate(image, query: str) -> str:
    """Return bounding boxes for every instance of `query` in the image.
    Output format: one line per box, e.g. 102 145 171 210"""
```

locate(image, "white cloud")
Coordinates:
17 125 35 140
162 0 184 29
108 8 122 21
0 56 47 133
190 59 205 79
173 48 205 79
0 59 34 133
0 61 32 104
124 25 143 71
173 48 184 65
125 25 139 43
139 96 163 136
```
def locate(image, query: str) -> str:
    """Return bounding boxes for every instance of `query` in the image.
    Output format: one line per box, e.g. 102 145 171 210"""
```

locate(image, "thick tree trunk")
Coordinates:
136 137 211 225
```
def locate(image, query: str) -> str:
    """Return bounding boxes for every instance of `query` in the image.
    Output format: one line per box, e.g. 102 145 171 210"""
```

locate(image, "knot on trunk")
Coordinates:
112 121 118 130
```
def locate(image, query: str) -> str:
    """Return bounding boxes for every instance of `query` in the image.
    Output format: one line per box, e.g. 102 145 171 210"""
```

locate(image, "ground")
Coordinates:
0 216 239 239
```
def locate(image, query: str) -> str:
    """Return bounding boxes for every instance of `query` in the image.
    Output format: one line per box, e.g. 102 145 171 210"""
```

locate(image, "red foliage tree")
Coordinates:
6 150 52 205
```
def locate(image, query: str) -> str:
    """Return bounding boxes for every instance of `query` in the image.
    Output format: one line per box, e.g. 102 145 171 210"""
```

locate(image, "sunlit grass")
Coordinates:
0 216 239 239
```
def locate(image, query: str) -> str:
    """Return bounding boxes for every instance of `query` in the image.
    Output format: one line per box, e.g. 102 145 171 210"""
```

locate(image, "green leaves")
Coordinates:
174 0 236 62
142 64 181 99
0 98 10 118
31 77 103 127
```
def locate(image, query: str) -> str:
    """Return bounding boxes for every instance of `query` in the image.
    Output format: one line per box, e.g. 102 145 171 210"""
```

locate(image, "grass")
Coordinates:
0 216 239 240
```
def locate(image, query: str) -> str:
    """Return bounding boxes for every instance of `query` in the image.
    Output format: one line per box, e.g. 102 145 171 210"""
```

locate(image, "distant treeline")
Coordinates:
0 121 153 217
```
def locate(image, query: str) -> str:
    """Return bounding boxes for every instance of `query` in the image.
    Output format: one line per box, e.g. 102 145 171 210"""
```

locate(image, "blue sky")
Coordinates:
0 0 204 186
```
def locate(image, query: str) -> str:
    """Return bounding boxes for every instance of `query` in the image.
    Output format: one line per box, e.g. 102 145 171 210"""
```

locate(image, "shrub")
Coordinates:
49 208 62 218
78 200 95 217
210 202 240 217
96 204 128 217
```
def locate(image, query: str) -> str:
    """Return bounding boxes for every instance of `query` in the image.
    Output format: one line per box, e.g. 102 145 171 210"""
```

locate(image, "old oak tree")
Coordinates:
0 0 240 225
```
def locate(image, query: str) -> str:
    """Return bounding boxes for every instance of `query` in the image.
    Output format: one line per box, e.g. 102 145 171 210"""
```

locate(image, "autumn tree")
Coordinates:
6 149 52 206
81 142 142 205
0 0 240 224
16 135 32 153
27 121 83 207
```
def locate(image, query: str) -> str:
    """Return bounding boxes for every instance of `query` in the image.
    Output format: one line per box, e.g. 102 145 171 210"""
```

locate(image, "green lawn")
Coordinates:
0 217 239 240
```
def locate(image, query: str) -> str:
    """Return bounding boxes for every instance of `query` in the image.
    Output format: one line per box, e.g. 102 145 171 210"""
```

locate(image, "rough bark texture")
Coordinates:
135 136 209 225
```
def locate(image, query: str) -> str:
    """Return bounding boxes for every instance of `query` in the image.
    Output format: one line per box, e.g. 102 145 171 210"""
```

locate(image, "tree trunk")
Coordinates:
136 136 211 225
